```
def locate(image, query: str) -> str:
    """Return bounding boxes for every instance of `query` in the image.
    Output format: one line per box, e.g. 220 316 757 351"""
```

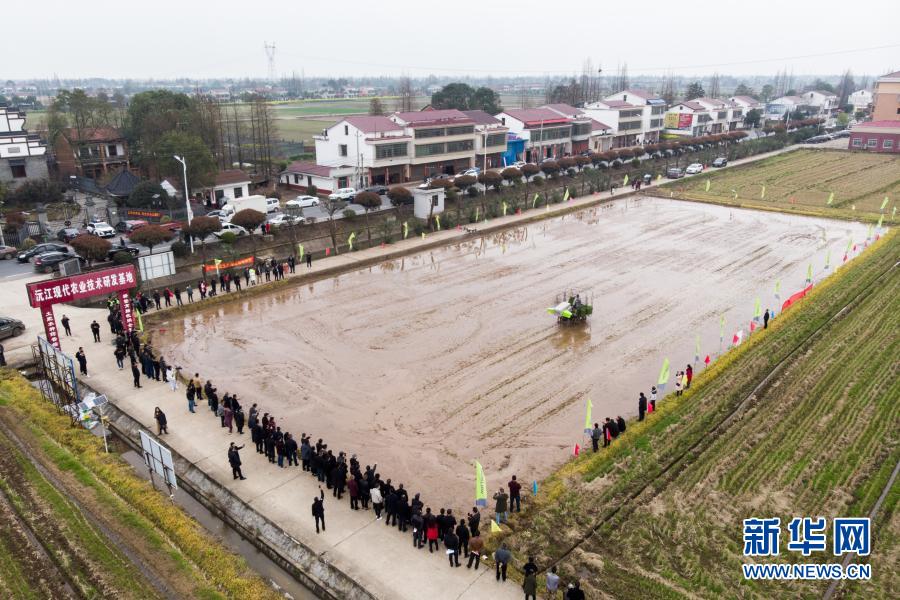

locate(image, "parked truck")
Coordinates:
220 195 268 221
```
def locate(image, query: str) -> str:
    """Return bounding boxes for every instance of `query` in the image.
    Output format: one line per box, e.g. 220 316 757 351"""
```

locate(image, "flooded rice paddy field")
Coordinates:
156 195 868 507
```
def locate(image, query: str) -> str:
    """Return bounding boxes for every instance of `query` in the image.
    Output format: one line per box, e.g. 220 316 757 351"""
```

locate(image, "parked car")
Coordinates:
266 213 306 228
205 209 227 221
804 135 829 144
832 129 851 138
685 163 704 175
107 244 142 260
328 187 357 201
33 251 84 273
87 221 115 237
285 195 319 209
364 185 389 195
213 222 248 238
666 167 684 179
265 197 281 213
57 227 82 242
418 174 451 189
458 167 481 178
0 316 25 340
712 157 728 167
17 243 70 262
0 244 18 260
115 219 149 233
512 161 528 169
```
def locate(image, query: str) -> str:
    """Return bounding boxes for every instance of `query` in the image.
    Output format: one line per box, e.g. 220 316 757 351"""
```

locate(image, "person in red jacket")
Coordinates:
425 508 440 552
508 475 522 512
685 364 693 389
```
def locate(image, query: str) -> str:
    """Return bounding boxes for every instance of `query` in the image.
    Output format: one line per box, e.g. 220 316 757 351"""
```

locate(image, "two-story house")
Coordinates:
495 108 574 162
664 101 714 137
599 89 667 144
871 71 900 121
801 91 839 117
54 126 130 179
461 110 509 169
310 115 408 189
388 109 478 181
0 105 48 188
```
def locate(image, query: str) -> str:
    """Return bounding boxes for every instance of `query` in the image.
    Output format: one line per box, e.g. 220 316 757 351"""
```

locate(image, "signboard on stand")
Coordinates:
137 251 175 281
140 430 178 490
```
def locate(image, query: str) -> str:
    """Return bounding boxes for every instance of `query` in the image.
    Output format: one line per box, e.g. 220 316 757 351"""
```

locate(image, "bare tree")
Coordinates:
661 75 676 106
398 77 414 112
708 72 721 98
319 196 346 253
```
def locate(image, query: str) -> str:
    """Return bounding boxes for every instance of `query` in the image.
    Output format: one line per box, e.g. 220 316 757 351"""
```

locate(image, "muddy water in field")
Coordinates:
155 196 868 507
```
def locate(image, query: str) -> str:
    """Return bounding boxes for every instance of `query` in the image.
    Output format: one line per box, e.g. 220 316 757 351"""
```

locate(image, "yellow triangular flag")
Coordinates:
705 179 710 192
490 520 502 533
623 174 629 186
760 185 766 199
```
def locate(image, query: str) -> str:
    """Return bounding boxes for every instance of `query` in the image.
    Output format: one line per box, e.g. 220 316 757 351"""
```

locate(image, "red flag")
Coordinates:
750 321 756 332
573 443 580 456
732 332 739 345
325 248 331 256
704 355 711 365
843 254 848 263
647 401 654 413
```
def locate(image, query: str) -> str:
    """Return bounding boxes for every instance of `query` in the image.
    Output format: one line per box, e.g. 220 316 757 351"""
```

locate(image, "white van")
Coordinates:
266 197 280 213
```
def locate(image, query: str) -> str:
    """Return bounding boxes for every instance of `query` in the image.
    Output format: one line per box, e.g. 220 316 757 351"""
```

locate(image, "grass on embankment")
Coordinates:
502 229 899 599
661 149 900 223
0 369 283 600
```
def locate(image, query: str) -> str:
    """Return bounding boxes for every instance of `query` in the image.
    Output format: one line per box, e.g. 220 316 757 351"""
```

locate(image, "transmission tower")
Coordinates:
264 42 277 83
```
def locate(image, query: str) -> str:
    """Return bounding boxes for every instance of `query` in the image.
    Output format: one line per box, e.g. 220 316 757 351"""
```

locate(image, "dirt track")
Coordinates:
155 195 868 507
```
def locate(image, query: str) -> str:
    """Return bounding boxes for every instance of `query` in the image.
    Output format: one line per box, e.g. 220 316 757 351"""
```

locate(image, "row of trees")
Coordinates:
45 88 278 192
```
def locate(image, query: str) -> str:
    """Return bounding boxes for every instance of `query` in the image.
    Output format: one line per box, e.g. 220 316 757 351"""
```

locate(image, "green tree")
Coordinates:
431 83 502 113
836 112 850 127
733 83 756 98
154 131 217 188
354 191 382 243
743 108 762 129
70 233 111 266
127 181 172 209
128 224 174 253
684 82 705 100
806 79 835 93
7 180 63 207
760 84 775 101
387 186 412 206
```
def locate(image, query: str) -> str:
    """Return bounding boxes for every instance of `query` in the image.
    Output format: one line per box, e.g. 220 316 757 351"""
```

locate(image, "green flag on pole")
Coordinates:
435 215 441 230
583 398 593 434
474 461 487 507
806 263 813 282
695 334 701 363
867 224 873 240
297 243 304 261
475 207 480 222
563 188 570 202
881 196 889 211
774 279 781 297
827 191 834 205
403 221 409 239
656 173 662 182
213 258 222 275
348 232 356 251
760 185 766 199
892 206 897 220
502 201 508 216
720 314 726 341
657 357 670 390
533 193 539 209
136 308 144 332
877 214 883 229
825 248 831 270
754 297 762 320
705 179 711 192
623 174 629 187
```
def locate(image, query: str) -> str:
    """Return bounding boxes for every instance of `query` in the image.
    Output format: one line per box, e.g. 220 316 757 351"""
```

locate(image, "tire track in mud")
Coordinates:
544 257 900 571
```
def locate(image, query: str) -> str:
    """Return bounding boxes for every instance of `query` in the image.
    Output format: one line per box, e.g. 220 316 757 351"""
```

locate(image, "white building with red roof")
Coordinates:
388 109 478 180
598 89 668 145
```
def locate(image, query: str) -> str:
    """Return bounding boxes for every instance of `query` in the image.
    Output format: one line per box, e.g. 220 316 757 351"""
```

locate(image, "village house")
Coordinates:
53 126 129 179
0 104 48 188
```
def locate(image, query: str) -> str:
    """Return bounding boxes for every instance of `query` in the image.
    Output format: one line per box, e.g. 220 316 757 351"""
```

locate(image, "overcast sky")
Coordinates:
4 0 898 80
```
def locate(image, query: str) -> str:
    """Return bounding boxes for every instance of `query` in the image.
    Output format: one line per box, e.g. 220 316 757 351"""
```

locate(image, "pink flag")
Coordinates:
704 355 711 365
325 248 331 256
750 321 756 332
573 443 581 456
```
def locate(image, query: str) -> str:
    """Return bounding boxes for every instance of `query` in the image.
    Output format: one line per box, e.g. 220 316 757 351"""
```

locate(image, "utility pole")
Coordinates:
173 155 194 253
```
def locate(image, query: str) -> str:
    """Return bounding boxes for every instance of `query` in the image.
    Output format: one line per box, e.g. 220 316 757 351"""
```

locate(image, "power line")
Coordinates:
276 43 900 75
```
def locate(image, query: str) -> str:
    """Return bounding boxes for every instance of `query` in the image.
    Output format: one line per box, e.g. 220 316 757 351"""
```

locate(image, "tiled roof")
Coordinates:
392 109 473 126
622 89 662 101
601 100 635 108
343 116 403 133
283 161 333 177
879 70 900 79
732 96 760 105
461 110 503 125
104 169 141 197
682 101 707 111
501 108 571 125
542 103 583 116
590 118 612 131
214 169 252 186
695 97 726 108
63 127 124 142
852 120 900 129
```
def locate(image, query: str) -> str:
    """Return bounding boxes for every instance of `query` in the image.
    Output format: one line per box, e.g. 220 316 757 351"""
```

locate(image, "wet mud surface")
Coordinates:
155 195 868 507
